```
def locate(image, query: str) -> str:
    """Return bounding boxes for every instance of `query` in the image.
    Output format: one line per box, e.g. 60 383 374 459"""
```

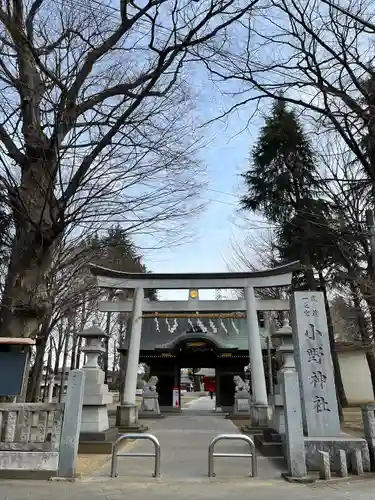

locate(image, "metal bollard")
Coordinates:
110 433 161 478
208 433 257 478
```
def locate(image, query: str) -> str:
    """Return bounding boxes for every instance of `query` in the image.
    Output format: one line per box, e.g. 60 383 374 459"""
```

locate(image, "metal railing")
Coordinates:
208 433 257 478
110 433 161 478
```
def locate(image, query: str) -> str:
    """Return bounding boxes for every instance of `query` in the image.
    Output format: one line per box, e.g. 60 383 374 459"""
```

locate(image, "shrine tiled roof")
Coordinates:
121 316 270 351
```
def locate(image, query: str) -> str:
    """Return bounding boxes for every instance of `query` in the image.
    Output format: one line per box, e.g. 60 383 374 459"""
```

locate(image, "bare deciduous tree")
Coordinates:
0 0 260 339
226 230 288 330
204 0 375 381
208 0 375 167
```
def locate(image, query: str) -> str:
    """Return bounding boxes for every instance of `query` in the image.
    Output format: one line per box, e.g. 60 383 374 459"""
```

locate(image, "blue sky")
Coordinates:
137 72 269 300
94 1 274 300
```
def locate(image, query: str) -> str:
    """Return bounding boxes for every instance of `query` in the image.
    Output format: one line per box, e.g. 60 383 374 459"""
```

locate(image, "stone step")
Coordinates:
254 435 284 457
139 413 165 419
263 428 283 443
241 425 267 436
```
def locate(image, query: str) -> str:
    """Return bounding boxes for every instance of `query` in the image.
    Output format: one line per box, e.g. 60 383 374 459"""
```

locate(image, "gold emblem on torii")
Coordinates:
142 287 246 318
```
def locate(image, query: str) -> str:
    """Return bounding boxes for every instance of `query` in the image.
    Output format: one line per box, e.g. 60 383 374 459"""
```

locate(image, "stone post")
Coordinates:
265 318 308 480
78 322 117 452
116 287 147 431
362 404 375 471
281 369 308 480
58 370 85 479
244 286 270 426
270 319 295 434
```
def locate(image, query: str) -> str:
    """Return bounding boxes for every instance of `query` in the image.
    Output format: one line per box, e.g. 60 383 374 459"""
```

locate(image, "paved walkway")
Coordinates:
2 398 375 499
182 394 216 413
95 395 285 482
4 475 375 500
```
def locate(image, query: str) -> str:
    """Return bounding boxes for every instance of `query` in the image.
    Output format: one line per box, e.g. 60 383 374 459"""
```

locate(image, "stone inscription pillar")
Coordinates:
290 291 340 437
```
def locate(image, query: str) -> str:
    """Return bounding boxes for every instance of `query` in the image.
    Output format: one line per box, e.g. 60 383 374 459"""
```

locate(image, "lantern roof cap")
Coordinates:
78 320 108 338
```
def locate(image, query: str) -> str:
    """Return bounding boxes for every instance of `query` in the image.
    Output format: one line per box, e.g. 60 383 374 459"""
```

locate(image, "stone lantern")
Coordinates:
272 318 295 372
80 321 106 369
77 321 117 453
270 318 295 434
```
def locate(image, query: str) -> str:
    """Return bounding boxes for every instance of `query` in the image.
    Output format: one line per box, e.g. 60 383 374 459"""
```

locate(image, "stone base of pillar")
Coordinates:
272 406 285 434
251 403 272 427
78 427 118 454
229 391 251 420
80 427 118 442
270 392 285 434
116 404 148 432
139 391 164 419
282 473 317 484
81 406 111 433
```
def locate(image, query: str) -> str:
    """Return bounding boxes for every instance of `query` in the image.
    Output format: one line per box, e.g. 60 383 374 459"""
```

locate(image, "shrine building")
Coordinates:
118 308 271 410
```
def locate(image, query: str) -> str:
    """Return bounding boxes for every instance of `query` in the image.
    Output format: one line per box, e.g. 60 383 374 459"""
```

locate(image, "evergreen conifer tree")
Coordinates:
241 100 328 287
241 100 348 410
241 100 318 222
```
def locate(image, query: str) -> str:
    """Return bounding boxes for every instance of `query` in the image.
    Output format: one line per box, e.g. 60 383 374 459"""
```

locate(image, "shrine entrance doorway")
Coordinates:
142 333 250 411
180 367 217 413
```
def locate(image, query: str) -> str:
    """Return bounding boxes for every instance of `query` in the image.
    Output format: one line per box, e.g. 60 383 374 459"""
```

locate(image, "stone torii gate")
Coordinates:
90 261 299 430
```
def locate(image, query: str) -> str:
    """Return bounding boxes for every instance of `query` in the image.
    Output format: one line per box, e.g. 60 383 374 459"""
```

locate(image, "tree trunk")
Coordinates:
0 156 60 338
42 339 53 401
0 242 53 338
104 311 111 384
358 278 375 394
364 299 375 392
119 353 127 402
117 312 126 396
54 325 65 376
318 272 347 418
112 340 118 373
366 349 375 393
350 282 368 340
305 259 316 290
27 337 47 402
58 332 70 402
103 289 114 384
27 318 52 401
75 337 83 369
70 318 78 371
73 297 87 369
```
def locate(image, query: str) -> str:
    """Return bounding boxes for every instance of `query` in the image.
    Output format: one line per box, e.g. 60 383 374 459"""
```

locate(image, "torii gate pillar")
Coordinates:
116 287 147 432
245 286 271 426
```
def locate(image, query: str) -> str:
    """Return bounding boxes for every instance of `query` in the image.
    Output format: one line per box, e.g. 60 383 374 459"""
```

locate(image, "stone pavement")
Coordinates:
182 393 216 413
95 395 285 481
2 397 375 499
3 475 375 500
